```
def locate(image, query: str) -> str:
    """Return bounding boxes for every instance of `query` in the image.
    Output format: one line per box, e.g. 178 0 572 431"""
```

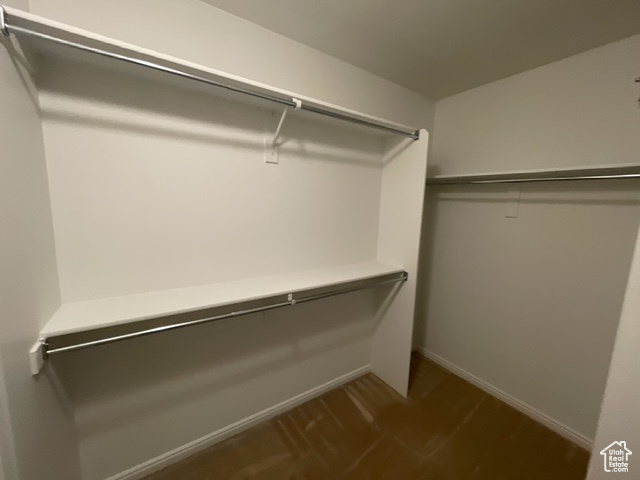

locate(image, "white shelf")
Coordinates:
2 5 418 139
41 261 405 339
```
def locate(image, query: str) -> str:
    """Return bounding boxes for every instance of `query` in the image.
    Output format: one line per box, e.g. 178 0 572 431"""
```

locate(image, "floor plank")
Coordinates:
144 353 590 480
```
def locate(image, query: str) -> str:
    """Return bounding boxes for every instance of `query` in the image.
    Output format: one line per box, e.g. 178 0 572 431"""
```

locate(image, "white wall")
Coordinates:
38 62 387 302
586 225 640 478
429 34 640 175
0 355 17 480
0 0 81 478
22 1 435 478
416 34 640 443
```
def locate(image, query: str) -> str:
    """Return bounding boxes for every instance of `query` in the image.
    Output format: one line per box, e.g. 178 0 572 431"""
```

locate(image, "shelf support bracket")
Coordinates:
266 97 301 163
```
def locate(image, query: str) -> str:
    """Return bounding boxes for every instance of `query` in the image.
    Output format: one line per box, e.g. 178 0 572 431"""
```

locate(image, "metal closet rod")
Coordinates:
0 11 419 140
426 165 640 185
43 271 408 357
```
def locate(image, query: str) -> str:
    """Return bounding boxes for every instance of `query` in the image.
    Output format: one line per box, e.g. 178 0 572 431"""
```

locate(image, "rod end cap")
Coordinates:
29 340 47 376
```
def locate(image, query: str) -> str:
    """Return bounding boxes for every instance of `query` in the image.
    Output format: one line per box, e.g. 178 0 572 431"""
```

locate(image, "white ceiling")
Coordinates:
201 0 640 99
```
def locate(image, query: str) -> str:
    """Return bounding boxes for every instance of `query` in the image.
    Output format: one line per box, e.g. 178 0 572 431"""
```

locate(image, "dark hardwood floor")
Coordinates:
144 353 590 479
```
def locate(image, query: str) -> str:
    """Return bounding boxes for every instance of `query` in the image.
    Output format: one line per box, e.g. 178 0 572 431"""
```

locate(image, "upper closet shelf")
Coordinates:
29 262 407 374
0 5 419 140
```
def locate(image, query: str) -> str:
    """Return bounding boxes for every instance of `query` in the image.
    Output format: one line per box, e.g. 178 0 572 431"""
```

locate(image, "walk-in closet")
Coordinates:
1 1 639 480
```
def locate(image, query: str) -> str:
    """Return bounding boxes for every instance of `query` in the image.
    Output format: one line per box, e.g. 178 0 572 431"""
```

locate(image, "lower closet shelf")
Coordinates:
29 261 407 374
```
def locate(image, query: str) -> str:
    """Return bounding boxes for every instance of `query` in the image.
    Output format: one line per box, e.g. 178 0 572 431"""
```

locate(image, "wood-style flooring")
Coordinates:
145 353 590 479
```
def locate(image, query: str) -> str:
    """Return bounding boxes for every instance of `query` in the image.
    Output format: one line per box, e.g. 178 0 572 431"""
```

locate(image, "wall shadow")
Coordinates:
37 57 385 168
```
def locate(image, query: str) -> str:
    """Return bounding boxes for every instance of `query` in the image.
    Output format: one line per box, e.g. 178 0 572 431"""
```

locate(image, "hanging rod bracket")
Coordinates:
266 97 301 163
273 98 301 148
0 7 8 36
287 293 296 305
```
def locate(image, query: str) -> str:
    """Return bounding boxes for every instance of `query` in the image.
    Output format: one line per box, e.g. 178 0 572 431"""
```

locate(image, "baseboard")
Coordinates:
414 348 593 451
107 365 371 480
